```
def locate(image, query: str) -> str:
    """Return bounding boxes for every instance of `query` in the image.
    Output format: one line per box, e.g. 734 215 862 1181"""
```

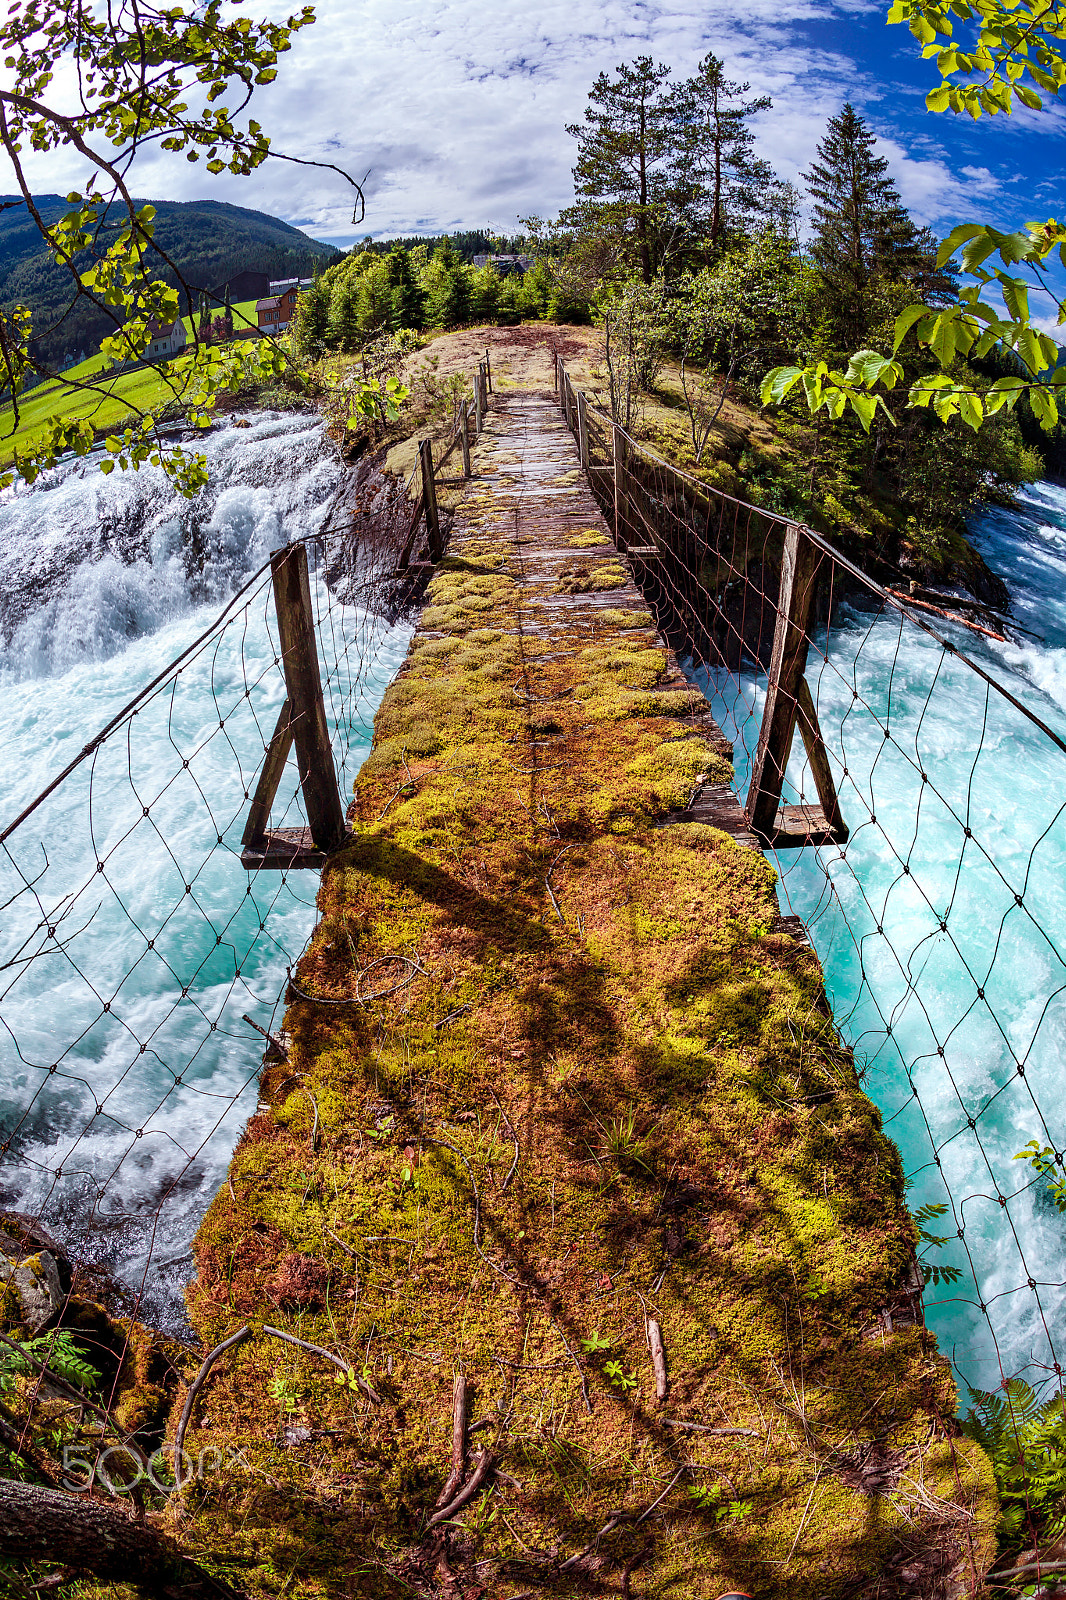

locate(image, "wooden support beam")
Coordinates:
460 399 471 478
794 677 847 841
420 438 442 563
612 420 626 550
241 698 294 851
265 543 346 858
745 523 822 840
577 388 589 471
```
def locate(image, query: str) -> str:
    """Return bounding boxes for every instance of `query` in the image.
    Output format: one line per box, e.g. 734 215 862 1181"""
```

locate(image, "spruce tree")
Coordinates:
803 103 920 346
385 247 424 330
566 56 672 283
328 275 360 353
668 53 776 251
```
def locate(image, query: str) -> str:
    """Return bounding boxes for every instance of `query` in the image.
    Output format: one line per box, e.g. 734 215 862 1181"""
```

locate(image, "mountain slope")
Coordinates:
0 196 341 368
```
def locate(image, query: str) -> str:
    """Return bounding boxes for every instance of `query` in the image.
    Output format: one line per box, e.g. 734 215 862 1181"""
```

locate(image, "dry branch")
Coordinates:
174 1324 252 1469
426 1448 496 1530
647 1318 668 1403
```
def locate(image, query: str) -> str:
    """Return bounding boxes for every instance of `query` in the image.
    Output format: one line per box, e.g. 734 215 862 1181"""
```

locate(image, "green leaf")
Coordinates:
937 222 986 268
848 391 878 432
760 365 803 405
926 84 952 111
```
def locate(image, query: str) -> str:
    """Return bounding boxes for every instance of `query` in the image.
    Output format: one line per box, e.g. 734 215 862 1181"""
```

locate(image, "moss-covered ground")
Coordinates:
178 372 996 1599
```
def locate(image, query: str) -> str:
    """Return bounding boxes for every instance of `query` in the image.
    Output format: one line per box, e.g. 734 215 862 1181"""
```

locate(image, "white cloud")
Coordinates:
6 0 872 240
1 0 1036 245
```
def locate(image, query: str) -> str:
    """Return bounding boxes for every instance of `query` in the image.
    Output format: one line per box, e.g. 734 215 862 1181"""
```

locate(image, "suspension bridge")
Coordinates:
2 343 1064 1596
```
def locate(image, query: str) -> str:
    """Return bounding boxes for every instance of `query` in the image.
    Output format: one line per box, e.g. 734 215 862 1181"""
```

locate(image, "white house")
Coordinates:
144 317 188 362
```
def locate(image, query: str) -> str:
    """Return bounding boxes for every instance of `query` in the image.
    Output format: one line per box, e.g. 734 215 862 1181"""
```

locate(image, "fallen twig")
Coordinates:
174 1325 252 1472
426 1448 496 1529
635 1465 687 1525
489 1087 520 1190
261 1324 380 1403
647 1318 668 1404
434 1374 469 1510
241 1013 288 1059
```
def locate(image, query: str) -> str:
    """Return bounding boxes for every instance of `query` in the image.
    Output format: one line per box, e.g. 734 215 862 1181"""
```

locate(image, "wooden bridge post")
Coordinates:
745 524 844 845
484 347 492 394
612 420 626 550
243 543 347 861
420 437 442 563
478 363 489 419
475 366 483 435
577 389 589 471
459 400 471 478
552 347 559 398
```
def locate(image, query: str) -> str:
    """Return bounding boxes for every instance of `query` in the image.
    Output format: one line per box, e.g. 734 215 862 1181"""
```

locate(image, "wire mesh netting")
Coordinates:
573 381 1066 1421
0 521 412 1333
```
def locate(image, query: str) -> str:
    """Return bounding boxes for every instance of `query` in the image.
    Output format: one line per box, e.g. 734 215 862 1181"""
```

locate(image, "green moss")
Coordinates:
183 359 997 1600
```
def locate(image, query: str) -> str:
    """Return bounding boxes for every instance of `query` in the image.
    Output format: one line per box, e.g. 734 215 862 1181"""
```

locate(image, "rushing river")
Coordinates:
1 420 1064 1393
0 414 411 1330
695 482 1066 1402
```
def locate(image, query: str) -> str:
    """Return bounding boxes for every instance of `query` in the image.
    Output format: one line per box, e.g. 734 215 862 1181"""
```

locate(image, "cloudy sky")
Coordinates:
15 0 1064 246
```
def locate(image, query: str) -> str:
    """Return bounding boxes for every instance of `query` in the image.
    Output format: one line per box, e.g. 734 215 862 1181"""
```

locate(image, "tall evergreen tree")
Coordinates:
328 275 361 352
566 56 672 283
385 246 424 330
667 53 776 251
803 103 920 346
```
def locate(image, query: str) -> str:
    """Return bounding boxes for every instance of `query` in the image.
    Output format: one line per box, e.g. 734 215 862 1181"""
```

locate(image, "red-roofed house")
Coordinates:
256 285 300 333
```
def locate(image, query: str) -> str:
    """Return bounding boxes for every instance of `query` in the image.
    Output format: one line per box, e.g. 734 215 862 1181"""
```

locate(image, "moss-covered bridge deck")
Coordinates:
186 391 995 1599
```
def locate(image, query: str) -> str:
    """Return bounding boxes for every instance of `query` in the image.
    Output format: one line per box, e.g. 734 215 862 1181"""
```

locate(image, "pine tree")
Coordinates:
328 275 361 353
385 247 424 330
424 237 470 328
566 56 673 284
293 276 330 356
803 103 921 346
667 53 776 251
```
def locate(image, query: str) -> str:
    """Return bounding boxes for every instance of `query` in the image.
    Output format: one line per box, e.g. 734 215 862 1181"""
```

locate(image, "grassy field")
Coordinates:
0 298 266 467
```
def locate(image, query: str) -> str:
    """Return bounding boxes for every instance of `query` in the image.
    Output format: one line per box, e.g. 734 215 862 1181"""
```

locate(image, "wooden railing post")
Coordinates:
553 346 559 398
269 543 346 853
558 361 566 416
474 365 483 434
420 437 442 563
612 420 625 550
577 388 588 470
745 524 824 840
484 347 492 394
478 363 488 417
459 399 471 478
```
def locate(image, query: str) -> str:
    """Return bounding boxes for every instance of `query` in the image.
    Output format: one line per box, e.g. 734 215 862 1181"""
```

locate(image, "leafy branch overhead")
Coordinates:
0 0 365 493
763 1 1066 437
763 218 1066 433
888 0 1066 117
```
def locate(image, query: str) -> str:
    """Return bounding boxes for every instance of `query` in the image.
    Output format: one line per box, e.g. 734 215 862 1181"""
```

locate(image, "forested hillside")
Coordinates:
1 196 339 367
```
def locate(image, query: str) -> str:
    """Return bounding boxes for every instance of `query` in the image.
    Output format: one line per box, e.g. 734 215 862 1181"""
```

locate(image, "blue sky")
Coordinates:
17 0 1063 253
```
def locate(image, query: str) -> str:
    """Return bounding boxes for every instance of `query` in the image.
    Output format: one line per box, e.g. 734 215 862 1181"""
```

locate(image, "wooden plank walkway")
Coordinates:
188 384 994 1600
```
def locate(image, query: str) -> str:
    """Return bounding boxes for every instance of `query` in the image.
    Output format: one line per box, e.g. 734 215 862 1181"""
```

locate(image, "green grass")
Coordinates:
0 297 268 467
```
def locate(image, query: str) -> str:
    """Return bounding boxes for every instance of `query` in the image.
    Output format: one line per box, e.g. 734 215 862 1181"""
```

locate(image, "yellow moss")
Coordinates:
182 340 996 1600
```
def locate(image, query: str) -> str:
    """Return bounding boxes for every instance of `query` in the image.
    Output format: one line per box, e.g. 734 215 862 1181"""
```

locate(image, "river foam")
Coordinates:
0 414 410 1330
694 485 1066 1401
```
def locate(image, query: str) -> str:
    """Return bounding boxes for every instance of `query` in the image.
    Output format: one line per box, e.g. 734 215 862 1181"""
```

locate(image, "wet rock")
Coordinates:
0 1249 63 1334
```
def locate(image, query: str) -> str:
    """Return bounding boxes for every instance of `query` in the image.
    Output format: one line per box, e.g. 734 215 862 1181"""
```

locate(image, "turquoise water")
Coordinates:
0 415 410 1328
694 484 1066 1399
